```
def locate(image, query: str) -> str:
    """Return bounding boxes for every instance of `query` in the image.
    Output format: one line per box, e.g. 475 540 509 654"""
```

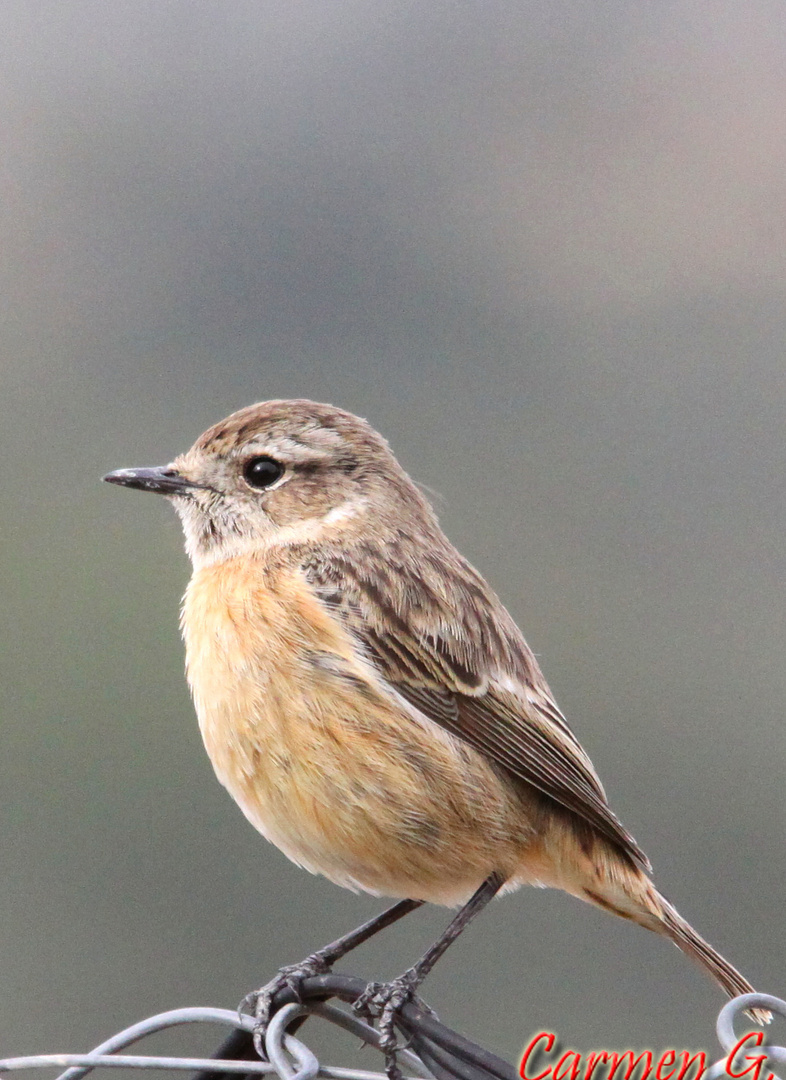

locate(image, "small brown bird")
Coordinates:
105 399 766 1064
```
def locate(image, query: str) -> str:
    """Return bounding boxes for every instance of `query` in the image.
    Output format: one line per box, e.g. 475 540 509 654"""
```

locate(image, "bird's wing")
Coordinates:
304 550 650 872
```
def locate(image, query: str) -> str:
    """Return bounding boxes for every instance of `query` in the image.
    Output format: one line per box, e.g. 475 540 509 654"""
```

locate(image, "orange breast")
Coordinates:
180 554 537 903
181 554 358 791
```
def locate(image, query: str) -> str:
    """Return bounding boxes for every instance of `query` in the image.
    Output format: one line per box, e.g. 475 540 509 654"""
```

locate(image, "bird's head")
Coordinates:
104 399 434 567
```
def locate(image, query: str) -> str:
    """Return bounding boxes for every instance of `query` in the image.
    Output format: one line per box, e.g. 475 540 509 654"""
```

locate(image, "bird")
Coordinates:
104 398 767 1072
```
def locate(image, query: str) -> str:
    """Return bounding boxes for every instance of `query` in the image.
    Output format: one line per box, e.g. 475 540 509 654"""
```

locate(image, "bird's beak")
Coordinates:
103 466 210 496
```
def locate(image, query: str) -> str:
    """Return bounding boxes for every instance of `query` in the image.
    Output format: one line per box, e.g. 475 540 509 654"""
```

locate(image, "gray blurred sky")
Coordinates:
2 0 786 1066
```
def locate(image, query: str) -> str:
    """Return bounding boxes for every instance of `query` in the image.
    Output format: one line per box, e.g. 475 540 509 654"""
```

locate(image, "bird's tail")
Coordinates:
581 864 770 1025
652 890 770 1025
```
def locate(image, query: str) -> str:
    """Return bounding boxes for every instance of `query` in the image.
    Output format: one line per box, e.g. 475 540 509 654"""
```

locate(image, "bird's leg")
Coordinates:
353 872 505 1080
242 898 424 1056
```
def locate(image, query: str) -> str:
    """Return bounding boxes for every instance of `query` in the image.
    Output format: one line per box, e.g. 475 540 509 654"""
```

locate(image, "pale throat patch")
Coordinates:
175 495 368 569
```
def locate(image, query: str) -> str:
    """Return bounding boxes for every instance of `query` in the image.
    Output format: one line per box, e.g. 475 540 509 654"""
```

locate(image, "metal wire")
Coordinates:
705 993 786 1080
2 980 784 1080
215 973 517 1080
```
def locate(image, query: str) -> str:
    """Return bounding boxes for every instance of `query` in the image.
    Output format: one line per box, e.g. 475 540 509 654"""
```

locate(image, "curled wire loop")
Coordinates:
706 994 786 1080
243 974 517 1080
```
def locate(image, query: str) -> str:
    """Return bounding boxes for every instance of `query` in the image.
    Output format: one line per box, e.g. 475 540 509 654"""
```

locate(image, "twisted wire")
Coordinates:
1 979 783 1080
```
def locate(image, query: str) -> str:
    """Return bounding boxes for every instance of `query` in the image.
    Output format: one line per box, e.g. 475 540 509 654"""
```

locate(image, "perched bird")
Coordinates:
105 399 766 1068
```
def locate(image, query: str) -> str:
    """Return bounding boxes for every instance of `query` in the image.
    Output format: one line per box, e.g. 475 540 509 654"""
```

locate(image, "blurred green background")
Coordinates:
1 0 785 1066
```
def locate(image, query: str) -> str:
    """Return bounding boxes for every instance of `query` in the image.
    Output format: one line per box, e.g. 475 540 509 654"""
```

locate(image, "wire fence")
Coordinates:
0 978 782 1080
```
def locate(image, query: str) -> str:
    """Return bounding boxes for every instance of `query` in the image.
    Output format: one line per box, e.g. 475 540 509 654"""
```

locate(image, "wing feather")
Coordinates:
303 550 650 872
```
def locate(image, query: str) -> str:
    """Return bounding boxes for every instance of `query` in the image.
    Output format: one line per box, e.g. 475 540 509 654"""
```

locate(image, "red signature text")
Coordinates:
520 1031 773 1080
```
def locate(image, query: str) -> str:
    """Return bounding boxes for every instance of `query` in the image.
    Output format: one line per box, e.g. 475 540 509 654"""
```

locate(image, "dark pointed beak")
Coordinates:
103 466 209 496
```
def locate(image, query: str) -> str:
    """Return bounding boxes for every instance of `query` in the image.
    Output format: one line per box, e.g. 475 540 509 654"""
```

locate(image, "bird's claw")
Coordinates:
240 953 332 1058
353 972 431 1080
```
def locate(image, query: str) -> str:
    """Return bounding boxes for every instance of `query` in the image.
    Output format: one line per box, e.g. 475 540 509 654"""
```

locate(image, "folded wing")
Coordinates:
304 549 650 873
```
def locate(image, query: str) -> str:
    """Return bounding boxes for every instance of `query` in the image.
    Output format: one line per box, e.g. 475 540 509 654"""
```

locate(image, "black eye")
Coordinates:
242 456 285 489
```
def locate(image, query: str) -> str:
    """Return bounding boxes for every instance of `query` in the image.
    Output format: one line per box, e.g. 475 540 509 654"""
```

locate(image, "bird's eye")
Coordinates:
242 456 285 489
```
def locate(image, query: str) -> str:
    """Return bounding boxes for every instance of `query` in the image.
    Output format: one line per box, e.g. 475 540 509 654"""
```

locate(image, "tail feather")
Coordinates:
562 818 769 1023
642 887 770 1026
654 895 771 1024
577 860 770 1025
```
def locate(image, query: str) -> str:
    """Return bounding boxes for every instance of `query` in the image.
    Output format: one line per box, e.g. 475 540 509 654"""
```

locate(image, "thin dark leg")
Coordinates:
243 897 424 1055
354 872 506 1080
313 898 424 965
405 871 504 984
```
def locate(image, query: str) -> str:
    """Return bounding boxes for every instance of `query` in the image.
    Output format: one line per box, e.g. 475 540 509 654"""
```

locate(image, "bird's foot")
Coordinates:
240 952 332 1057
353 971 434 1080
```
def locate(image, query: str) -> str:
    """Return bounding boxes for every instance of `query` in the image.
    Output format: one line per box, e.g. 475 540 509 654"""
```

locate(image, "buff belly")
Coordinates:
181 558 543 905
